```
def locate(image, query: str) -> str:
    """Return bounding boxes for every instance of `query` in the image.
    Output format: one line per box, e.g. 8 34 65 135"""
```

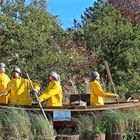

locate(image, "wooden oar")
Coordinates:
104 61 119 104
26 73 48 120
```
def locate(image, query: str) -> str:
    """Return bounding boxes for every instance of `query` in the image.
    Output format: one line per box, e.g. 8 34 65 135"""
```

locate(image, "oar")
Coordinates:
104 61 119 104
26 73 48 120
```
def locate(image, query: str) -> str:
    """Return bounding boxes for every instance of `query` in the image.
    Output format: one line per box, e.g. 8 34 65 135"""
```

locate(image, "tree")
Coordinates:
81 2 140 96
31 0 47 12
0 1 81 89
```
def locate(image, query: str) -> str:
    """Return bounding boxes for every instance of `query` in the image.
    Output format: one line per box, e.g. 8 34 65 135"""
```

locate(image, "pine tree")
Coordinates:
81 2 140 96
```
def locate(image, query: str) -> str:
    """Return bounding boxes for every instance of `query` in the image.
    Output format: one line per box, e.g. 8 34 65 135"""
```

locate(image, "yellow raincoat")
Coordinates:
90 80 116 105
0 73 10 104
39 80 62 106
7 78 40 105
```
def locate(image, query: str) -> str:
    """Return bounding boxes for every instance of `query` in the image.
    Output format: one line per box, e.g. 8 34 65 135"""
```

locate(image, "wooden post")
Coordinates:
104 61 119 103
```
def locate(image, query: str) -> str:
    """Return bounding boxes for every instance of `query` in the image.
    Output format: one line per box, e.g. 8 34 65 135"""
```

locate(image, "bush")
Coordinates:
75 113 105 139
0 108 55 139
99 110 126 134
125 109 140 139
30 112 55 139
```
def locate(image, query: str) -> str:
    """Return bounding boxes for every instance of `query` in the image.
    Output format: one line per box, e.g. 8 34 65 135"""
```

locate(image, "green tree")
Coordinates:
31 0 47 12
81 2 140 96
0 1 81 89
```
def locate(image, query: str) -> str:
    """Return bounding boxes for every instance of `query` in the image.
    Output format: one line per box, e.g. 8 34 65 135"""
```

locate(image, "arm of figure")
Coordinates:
0 89 8 96
32 82 40 91
39 84 61 102
93 82 116 98
0 76 11 96
2 81 13 96
40 82 53 94
27 80 40 91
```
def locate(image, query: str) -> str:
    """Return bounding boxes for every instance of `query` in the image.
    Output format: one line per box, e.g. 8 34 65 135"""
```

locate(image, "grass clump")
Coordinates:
100 110 126 134
75 113 105 140
30 113 55 139
0 108 55 140
126 109 140 133
125 109 140 140
1 108 32 139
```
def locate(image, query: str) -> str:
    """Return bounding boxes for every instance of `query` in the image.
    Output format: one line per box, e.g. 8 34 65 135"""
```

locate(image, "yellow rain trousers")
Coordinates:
7 78 40 105
39 80 62 106
0 73 10 104
90 80 116 105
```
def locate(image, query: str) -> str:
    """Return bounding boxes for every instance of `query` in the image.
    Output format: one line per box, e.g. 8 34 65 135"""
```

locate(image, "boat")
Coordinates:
0 100 140 113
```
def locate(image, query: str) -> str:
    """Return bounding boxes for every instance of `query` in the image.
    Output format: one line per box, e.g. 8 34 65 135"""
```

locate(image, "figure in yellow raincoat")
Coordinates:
90 71 118 105
7 67 40 105
39 72 62 106
0 63 10 104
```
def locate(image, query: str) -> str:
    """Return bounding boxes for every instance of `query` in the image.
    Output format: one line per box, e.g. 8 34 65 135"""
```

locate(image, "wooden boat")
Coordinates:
0 100 140 114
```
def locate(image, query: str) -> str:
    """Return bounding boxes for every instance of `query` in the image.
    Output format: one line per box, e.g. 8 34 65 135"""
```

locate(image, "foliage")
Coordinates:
0 108 31 139
0 1 82 89
80 2 140 97
124 132 137 140
75 110 140 139
30 112 55 138
126 109 140 133
124 109 140 140
100 110 126 134
75 113 105 139
0 108 55 139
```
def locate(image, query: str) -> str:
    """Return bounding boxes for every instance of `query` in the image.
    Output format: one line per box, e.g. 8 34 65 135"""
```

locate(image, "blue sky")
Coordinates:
47 0 95 29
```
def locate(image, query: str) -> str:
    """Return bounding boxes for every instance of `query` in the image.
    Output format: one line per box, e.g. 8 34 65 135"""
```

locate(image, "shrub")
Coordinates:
75 113 105 139
100 110 126 134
